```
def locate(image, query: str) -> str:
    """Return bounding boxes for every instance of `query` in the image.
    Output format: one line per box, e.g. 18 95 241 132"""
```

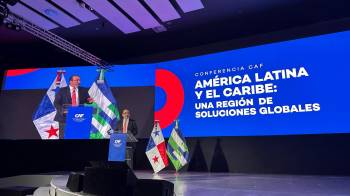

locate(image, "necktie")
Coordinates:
71 88 77 106
123 119 127 133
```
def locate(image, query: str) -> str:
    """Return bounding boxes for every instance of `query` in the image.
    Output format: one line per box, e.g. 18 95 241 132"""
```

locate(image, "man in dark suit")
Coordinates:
54 75 93 139
116 109 138 136
116 109 138 168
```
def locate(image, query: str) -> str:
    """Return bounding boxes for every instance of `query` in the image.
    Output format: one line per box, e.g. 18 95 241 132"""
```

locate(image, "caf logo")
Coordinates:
113 139 122 147
73 113 85 122
75 114 84 118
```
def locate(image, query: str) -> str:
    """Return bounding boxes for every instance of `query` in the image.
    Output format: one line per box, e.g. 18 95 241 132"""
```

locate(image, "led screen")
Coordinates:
2 30 350 139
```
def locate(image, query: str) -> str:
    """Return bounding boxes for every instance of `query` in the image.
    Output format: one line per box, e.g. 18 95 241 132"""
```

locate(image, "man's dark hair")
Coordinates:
69 75 80 81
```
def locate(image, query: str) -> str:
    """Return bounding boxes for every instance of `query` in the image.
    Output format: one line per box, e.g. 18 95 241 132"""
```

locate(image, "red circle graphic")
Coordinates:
155 69 185 129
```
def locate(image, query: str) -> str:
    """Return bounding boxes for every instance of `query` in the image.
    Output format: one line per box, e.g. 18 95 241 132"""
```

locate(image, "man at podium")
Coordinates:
54 75 93 139
117 109 138 136
116 109 138 168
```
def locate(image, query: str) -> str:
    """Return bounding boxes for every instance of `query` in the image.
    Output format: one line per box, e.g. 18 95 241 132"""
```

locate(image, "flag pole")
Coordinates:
175 119 179 129
56 68 65 84
174 119 179 174
154 119 160 128
97 68 106 84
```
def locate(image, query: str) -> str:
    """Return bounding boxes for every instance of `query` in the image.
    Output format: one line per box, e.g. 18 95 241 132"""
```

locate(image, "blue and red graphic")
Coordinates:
6 68 40 76
154 69 184 130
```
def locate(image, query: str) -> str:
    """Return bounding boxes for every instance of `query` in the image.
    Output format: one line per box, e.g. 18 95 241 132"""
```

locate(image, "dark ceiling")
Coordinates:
1 0 350 69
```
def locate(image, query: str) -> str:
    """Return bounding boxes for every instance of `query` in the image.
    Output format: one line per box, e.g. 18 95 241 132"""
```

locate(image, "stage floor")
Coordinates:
47 171 350 196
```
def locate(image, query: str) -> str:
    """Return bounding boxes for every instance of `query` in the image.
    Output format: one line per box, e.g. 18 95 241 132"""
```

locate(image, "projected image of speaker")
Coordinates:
83 162 137 196
134 179 174 196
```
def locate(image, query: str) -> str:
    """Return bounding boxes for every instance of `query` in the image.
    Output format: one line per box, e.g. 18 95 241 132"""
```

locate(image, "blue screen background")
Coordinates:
3 30 350 137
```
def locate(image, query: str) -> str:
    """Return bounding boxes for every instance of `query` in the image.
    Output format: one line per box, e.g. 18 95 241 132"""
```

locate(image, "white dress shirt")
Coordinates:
122 118 129 133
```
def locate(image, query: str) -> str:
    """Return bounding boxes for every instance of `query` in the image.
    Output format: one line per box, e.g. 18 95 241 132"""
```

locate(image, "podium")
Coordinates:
108 131 138 169
64 105 93 139
124 132 138 169
124 131 138 143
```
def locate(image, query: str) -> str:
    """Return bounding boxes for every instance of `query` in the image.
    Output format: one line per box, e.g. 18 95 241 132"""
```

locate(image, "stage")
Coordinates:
15 171 349 195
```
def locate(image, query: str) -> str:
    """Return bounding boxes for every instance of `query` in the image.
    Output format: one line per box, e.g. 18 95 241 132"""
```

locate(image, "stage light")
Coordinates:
76 0 93 11
5 21 12 28
86 4 93 11
4 20 21 32
0 0 19 27
14 24 20 31
0 1 9 19
76 0 85 7
152 25 167 33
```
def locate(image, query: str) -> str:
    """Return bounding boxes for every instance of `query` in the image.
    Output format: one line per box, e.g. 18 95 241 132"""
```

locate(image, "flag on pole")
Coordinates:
166 120 189 171
146 121 169 173
88 69 120 139
32 70 67 139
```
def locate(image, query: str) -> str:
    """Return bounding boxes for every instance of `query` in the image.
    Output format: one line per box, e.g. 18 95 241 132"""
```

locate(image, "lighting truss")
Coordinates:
4 12 111 69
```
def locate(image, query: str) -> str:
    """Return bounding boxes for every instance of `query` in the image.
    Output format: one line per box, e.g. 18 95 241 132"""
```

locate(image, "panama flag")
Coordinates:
146 121 169 173
167 120 189 171
32 70 67 139
88 69 120 139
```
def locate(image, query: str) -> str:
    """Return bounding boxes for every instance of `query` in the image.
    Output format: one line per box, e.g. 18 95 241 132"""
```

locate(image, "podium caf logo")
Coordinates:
73 113 85 122
113 139 123 147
